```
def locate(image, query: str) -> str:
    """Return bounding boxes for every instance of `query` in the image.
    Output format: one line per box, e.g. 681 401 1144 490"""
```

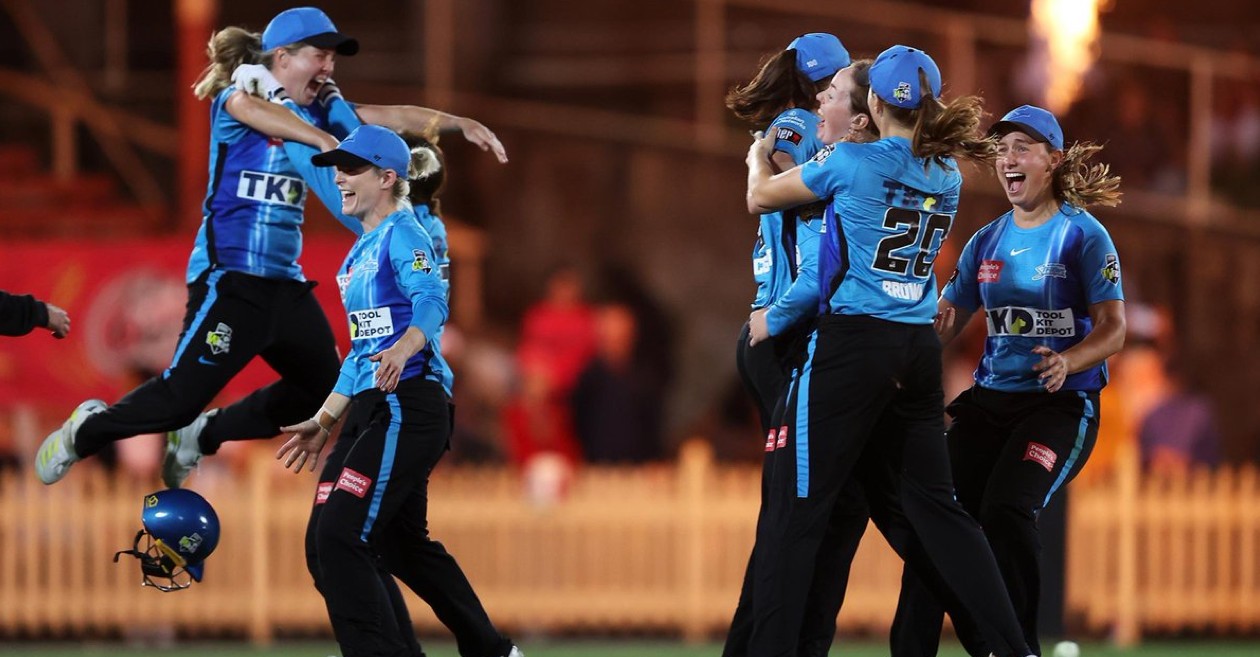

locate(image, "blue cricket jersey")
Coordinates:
751 108 826 335
279 98 456 395
942 203 1124 392
187 87 335 283
333 210 451 397
801 137 961 324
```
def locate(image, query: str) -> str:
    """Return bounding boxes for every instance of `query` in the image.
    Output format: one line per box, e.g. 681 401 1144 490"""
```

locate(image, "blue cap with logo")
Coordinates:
787 33 850 82
311 125 410 176
263 7 359 56
869 45 942 109
989 104 1064 151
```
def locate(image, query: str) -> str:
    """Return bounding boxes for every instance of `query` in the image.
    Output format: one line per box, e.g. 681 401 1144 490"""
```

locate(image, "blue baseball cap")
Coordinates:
787 33 850 82
312 125 410 176
262 7 359 56
868 45 942 109
989 104 1064 150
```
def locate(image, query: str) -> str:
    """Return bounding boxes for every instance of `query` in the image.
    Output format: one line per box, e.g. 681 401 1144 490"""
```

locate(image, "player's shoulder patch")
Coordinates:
1101 253 1120 285
412 249 433 274
775 126 804 146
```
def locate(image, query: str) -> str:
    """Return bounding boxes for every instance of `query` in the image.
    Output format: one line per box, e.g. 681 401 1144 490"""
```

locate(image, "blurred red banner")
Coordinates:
0 235 356 408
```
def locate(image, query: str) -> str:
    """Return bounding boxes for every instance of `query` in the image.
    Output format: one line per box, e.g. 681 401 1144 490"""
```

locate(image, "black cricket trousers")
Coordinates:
307 378 510 657
892 385 1099 657
747 315 1031 657
74 269 339 456
726 322 869 657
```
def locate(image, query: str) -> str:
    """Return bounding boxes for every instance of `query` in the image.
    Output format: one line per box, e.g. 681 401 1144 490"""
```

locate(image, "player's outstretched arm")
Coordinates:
356 104 508 164
225 92 339 152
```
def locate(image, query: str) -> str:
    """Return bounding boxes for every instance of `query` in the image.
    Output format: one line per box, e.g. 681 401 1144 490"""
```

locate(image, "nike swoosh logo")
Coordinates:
198 356 218 366
1010 248 1032 256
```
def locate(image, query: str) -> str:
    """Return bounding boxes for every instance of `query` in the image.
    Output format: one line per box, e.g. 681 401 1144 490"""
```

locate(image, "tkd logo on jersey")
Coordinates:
237 170 307 208
1102 254 1121 285
205 323 232 354
349 307 395 341
985 306 1076 337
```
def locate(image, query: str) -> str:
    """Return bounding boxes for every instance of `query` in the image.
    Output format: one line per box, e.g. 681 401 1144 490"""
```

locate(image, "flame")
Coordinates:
1029 0 1112 113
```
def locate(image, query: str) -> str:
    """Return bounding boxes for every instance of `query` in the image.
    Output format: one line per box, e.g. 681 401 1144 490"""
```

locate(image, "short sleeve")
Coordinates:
1078 223 1125 304
768 110 814 164
799 143 860 202
942 231 982 312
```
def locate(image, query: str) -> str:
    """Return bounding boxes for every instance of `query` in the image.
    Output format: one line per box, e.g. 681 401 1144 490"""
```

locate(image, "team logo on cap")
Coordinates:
894 82 912 103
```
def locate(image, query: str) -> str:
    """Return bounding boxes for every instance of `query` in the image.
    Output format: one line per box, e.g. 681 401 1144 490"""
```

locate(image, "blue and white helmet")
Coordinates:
114 489 220 592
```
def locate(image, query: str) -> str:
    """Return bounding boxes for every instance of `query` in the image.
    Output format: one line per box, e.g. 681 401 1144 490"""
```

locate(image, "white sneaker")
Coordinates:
36 399 106 485
162 409 217 488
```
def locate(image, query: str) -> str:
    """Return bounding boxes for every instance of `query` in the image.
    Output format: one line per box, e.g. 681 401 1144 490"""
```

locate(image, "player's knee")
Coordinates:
977 498 1035 533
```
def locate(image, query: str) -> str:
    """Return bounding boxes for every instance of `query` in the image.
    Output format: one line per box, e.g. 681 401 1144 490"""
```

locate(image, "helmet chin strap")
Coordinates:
113 530 194 592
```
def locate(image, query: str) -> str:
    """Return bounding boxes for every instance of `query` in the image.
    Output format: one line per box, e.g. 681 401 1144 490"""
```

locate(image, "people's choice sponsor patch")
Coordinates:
335 468 372 498
1023 442 1057 472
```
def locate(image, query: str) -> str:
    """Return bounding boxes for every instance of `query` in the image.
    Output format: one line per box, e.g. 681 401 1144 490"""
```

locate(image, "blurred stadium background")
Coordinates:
2 0 1260 655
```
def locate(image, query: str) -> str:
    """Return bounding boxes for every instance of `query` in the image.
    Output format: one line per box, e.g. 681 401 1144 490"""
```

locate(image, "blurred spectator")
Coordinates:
503 265 596 471
1106 76 1179 192
572 303 665 463
1075 301 1166 484
1211 69 1260 208
444 325 513 464
1138 354 1222 475
596 264 677 395
698 376 764 463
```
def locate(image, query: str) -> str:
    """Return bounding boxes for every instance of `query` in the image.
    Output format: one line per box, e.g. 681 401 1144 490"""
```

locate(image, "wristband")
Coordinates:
315 406 340 432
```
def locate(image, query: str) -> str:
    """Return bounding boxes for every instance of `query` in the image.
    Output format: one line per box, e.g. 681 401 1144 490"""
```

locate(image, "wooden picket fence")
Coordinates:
1 441 1259 645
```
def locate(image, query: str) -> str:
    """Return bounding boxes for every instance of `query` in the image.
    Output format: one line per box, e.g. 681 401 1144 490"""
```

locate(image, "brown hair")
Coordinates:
726 50 828 126
883 70 996 169
1054 141 1123 208
846 59 879 141
192 27 305 100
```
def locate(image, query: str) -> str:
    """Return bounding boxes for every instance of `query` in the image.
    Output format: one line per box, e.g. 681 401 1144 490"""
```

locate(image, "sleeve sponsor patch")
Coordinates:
775 127 803 145
1101 253 1121 285
412 249 433 273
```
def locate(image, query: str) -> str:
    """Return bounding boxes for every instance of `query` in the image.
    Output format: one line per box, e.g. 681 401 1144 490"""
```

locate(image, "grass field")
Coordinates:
6 640 1260 657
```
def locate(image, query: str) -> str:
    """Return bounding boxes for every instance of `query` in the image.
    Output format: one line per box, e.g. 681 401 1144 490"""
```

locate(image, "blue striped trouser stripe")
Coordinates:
361 393 401 542
1043 391 1094 507
795 332 820 498
164 269 225 379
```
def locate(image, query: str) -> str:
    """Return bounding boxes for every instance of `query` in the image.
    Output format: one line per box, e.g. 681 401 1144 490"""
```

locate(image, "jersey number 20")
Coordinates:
871 208 953 278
